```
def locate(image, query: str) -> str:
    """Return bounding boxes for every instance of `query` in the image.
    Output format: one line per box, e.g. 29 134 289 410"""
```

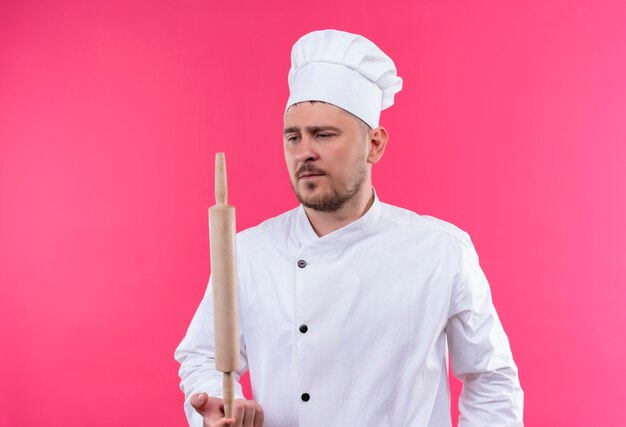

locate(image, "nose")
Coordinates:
295 135 319 163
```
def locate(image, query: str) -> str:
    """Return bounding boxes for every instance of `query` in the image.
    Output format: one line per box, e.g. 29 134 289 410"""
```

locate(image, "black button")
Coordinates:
297 259 307 268
301 393 310 402
299 324 308 333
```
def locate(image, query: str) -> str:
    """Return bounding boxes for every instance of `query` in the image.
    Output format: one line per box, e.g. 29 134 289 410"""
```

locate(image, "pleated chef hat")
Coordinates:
286 29 402 128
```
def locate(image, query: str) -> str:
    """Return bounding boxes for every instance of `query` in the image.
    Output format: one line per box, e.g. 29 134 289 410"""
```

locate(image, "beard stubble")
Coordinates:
293 160 368 213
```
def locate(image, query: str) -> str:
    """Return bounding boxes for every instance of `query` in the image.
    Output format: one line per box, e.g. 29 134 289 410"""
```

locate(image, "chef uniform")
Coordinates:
175 29 524 427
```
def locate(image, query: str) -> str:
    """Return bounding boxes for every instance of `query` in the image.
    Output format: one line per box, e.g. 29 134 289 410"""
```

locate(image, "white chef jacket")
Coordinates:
175 194 524 426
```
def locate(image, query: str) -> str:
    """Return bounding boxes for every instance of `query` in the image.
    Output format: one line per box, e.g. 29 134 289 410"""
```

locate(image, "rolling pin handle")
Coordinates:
215 152 227 205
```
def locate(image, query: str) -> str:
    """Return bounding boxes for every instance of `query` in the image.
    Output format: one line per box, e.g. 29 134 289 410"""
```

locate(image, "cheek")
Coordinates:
284 151 297 176
340 146 365 166
283 146 292 164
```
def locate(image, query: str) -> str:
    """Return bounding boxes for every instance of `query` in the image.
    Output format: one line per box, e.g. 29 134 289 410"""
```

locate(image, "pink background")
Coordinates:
1 1 625 425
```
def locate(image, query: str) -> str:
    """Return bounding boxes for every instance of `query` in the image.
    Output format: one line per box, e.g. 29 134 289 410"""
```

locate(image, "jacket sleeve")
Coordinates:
446 232 524 426
174 276 248 427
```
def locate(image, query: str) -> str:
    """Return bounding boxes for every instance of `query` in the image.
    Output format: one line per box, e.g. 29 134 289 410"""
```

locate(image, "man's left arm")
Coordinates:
446 232 524 426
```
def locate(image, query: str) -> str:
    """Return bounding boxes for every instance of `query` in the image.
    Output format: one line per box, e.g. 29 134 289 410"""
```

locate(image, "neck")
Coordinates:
303 186 375 237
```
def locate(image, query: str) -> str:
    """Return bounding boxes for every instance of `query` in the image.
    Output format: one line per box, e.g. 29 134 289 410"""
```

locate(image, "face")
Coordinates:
283 102 370 212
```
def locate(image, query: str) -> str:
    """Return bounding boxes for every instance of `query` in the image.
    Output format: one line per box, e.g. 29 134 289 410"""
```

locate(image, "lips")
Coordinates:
299 172 324 179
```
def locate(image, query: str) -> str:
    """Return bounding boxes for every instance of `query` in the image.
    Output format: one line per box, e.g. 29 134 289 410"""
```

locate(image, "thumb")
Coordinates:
190 393 227 420
190 393 210 413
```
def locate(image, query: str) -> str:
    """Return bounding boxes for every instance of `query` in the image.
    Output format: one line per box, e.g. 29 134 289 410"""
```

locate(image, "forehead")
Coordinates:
283 102 358 129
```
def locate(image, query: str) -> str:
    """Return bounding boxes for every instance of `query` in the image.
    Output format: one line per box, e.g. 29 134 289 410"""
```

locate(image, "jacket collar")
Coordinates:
294 189 382 252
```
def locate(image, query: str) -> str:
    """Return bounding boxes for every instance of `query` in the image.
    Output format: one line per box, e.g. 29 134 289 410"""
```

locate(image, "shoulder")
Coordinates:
377 203 481 276
379 202 469 242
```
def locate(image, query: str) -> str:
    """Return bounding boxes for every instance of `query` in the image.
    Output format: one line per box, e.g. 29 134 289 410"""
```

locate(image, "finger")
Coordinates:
253 402 264 427
231 401 245 427
191 394 226 421
208 417 235 427
191 393 209 412
242 404 255 427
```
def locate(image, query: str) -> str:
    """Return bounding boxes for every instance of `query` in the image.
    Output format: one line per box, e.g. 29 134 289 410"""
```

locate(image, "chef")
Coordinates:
175 29 524 427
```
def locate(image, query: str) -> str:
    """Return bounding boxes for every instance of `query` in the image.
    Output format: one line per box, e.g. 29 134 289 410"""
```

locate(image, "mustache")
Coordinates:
297 164 326 178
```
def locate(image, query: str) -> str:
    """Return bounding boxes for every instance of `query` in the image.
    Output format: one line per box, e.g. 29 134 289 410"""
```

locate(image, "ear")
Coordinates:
367 126 389 164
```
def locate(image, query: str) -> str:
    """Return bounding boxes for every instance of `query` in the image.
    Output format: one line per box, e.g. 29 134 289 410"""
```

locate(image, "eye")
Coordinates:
317 133 333 139
286 135 300 143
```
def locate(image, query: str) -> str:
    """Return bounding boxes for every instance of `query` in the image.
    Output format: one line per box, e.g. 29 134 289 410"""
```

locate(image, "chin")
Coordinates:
297 188 324 204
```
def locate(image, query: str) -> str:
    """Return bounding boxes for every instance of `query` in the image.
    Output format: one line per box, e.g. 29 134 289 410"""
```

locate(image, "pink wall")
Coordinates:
1 1 625 425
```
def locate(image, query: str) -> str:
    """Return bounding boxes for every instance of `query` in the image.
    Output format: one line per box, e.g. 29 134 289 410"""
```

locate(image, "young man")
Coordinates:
175 29 524 427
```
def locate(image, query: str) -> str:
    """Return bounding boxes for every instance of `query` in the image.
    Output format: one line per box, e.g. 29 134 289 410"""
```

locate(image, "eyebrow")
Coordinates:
283 125 343 135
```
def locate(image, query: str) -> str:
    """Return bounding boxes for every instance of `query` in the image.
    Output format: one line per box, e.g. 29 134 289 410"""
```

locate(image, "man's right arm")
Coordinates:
175 277 249 427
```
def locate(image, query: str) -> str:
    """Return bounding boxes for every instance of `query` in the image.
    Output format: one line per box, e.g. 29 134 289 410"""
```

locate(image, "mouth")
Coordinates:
298 172 325 180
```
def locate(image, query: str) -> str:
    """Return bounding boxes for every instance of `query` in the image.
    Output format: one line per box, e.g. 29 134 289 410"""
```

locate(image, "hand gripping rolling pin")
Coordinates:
209 152 240 418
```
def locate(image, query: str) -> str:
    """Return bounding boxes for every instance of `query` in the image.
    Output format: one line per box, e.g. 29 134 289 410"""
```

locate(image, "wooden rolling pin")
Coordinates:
209 152 240 418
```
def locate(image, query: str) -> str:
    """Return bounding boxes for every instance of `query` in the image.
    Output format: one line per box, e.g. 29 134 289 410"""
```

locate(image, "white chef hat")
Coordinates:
285 29 402 128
